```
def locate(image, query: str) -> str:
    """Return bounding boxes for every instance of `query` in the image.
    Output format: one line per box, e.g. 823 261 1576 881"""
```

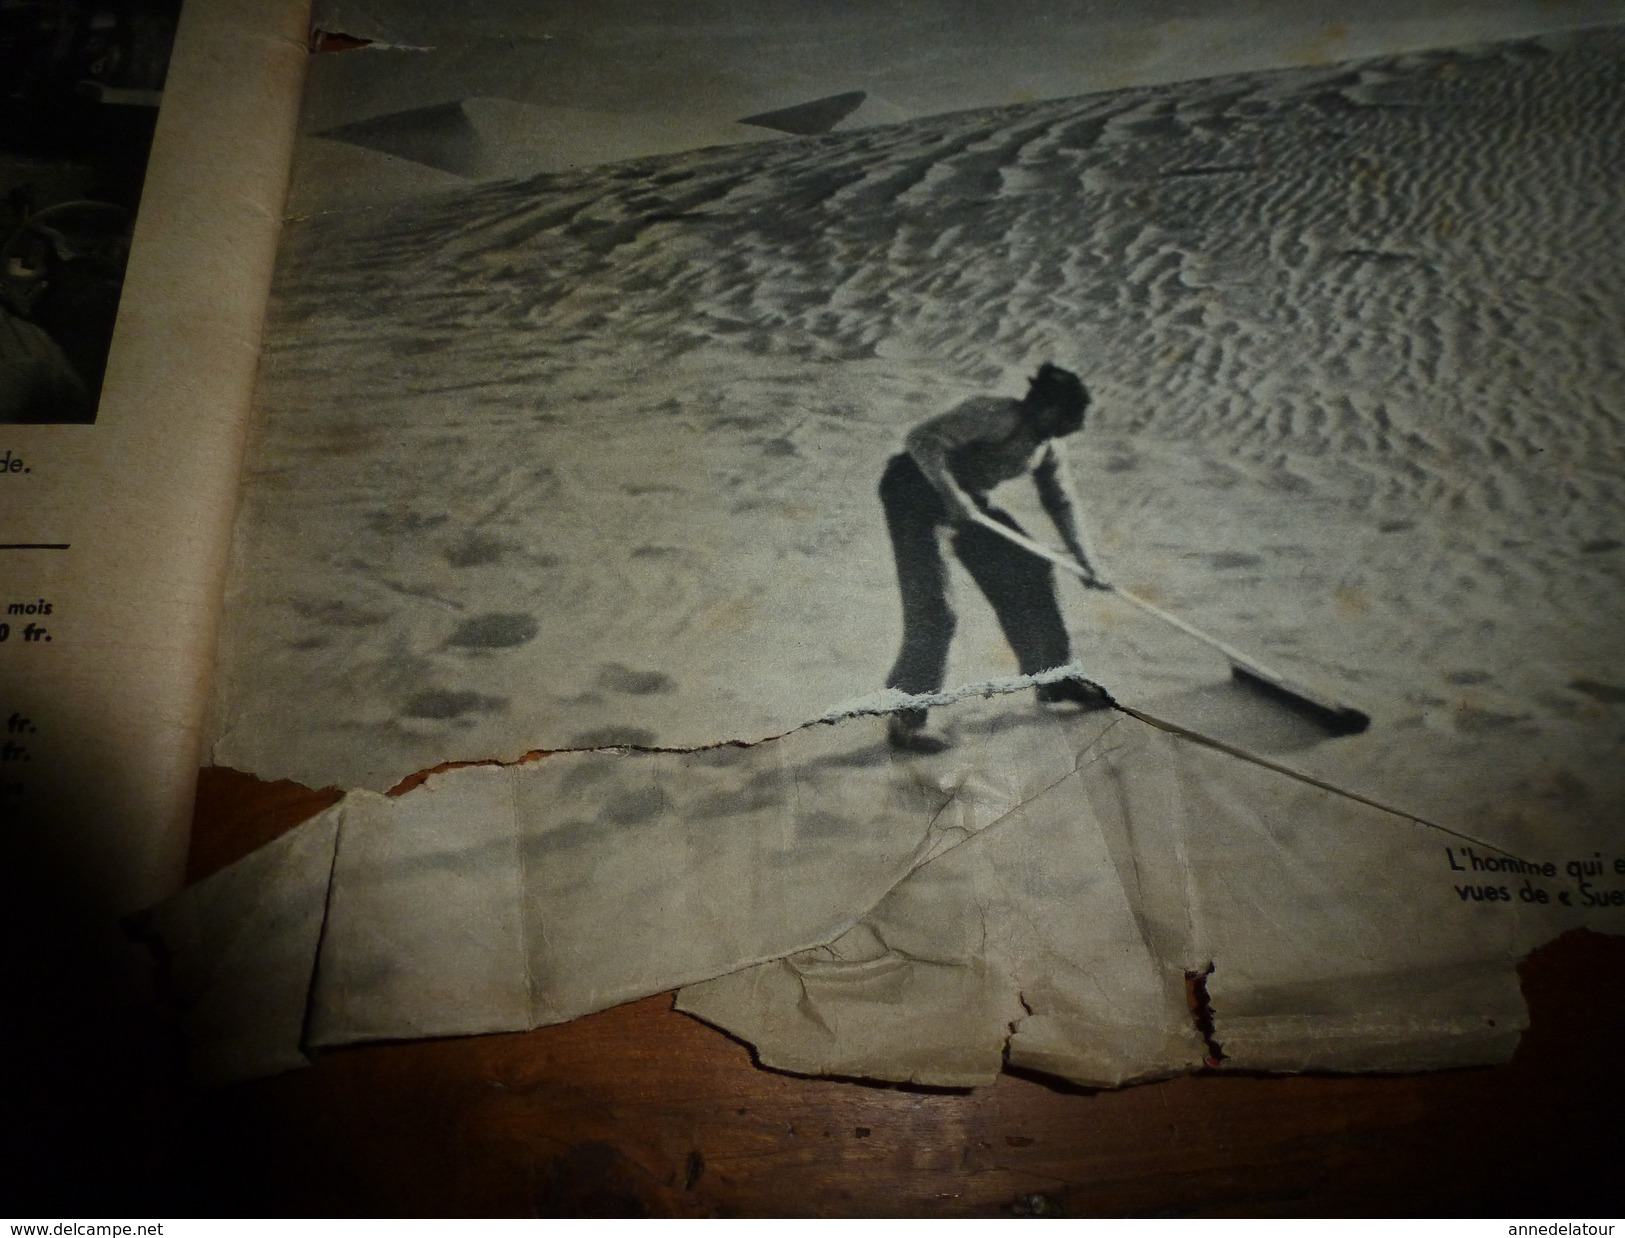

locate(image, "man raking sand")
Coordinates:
879 363 1110 753
879 363 1369 753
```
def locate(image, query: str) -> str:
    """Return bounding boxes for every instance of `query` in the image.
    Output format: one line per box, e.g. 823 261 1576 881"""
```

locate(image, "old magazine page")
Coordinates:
1 0 307 917
160 1 1625 1084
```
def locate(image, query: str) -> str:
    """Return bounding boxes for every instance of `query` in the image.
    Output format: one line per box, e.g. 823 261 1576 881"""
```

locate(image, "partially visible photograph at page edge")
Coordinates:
0 0 183 425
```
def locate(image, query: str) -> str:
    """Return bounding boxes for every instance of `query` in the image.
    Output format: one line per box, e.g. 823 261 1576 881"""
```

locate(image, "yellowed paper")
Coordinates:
156 690 1622 1085
683 712 1567 1081
139 809 338 1084
306 699 1114 1050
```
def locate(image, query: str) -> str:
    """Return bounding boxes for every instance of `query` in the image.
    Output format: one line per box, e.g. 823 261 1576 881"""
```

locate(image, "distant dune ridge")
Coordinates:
219 28 1624 850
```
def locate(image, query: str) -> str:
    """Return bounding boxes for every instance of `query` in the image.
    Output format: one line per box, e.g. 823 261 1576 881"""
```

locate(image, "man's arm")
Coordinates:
1034 443 1106 586
903 398 1018 522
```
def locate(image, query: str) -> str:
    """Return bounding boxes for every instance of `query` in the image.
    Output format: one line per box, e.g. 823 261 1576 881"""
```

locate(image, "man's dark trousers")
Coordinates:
879 453 1071 729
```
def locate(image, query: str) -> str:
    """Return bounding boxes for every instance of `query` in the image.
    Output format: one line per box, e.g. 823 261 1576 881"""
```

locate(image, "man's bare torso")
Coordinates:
904 395 1057 501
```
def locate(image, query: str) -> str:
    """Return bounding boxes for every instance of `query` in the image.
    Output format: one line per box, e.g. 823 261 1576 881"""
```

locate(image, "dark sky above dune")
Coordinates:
293 0 1623 208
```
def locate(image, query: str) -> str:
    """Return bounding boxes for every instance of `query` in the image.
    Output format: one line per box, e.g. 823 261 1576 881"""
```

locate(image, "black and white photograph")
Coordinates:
216 16 1625 873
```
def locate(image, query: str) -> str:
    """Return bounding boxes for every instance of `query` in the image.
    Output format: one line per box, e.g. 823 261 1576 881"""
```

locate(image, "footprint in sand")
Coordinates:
1570 679 1625 705
290 597 389 627
596 662 676 695
445 612 538 649
401 689 508 720
568 726 660 748
599 785 666 826
442 532 512 568
1453 706 1535 735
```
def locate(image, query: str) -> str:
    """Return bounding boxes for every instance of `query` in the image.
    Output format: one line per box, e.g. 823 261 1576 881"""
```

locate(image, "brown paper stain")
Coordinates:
1296 22 1350 66
1333 586 1370 617
698 595 757 635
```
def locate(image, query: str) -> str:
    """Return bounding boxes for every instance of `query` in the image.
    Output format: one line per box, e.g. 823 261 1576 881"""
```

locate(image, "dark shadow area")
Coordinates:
1134 676 1350 755
0 694 187 1213
739 91 867 136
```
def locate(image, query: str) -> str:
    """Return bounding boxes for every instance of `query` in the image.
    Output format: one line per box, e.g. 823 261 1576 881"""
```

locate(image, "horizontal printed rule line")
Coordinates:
0 544 71 551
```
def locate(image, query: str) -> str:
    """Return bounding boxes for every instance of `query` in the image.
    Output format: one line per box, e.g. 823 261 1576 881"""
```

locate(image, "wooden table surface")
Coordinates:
144 767 1623 1218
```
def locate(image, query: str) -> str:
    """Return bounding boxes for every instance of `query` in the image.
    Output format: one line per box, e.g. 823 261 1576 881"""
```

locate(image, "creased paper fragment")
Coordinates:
158 687 1622 1085
681 711 1617 1079
303 699 1138 1059
680 709 1203 1088
141 812 338 1084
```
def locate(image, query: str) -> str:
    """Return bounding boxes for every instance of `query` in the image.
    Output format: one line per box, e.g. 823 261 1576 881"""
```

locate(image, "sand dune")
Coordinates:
217 30 1625 855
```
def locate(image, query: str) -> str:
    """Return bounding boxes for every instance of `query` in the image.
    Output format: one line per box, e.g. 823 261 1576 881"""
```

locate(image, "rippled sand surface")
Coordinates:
218 30 1625 849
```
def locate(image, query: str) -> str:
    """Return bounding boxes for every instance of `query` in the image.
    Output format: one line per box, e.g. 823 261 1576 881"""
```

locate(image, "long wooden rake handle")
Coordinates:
965 509 1370 735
